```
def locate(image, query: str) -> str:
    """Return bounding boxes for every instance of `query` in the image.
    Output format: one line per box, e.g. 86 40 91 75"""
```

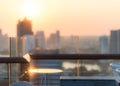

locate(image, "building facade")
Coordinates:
46 31 60 49
17 17 33 37
99 36 109 54
110 30 120 54
35 31 46 50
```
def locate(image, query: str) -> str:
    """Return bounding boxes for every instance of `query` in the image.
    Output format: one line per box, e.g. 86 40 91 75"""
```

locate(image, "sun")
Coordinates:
20 1 40 19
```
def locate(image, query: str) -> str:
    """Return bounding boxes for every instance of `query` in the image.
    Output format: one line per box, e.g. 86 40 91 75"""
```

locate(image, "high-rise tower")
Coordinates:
35 31 46 50
16 17 33 56
110 30 120 54
99 36 109 54
17 17 33 37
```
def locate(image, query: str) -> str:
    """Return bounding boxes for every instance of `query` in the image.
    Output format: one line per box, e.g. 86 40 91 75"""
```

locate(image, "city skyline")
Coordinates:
1 0 120 37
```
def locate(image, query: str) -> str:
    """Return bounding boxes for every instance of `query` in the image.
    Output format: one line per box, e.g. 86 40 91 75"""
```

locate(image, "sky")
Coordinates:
0 0 120 37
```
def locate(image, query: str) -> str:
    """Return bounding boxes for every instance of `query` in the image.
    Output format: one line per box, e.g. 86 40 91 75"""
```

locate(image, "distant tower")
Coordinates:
110 30 120 54
35 31 46 50
56 30 60 49
99 36 109 54
17 17 33 37
22 35 35 55
16 17 33 56
47 30 60 49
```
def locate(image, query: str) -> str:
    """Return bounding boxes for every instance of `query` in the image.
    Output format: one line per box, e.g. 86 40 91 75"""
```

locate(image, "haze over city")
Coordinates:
0 0 120 36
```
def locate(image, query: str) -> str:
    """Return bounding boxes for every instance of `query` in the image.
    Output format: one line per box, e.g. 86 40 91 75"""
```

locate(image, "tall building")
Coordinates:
56 30 60 48
9 37 17 56
99 36 109 54
110 30 120 54
17 17 33 37
22 35 35 55
0 29 9 54
16 17 33 56
35 31 46 50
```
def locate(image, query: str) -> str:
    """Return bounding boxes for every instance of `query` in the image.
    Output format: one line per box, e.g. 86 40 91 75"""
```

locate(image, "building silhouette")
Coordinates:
47 30 60 49
35 31 46 50
110 30 120 54
17 17 33 37
99 36 109 54
0 29 8 54
16 17 33 56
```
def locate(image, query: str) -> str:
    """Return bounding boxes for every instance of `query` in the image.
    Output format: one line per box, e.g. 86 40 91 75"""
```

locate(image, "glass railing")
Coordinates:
0 54 120 86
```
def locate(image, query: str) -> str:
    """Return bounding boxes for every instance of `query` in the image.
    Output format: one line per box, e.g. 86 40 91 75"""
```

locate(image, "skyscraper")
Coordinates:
110 30 120 54
99 36 109 54
17 17 33 37
22 35 35 55
16 17 33 56
35 31 46 50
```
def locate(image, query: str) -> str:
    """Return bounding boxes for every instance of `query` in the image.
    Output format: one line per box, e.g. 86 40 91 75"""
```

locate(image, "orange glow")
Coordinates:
20 0 41 19
29 68 63 73
1 0 120 36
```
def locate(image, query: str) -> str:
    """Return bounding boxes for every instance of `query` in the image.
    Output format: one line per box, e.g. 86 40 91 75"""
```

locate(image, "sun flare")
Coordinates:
20 1 40 19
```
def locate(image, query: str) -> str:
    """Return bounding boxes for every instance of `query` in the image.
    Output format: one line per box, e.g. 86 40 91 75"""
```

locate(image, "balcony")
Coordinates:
0 54 120 86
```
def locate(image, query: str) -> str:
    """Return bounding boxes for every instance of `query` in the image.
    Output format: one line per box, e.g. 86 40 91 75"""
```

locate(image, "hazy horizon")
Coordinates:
0 0 120 37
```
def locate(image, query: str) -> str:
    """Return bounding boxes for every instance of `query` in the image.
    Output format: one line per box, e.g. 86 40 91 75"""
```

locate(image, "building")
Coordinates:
9 37 17 56
16 17 33 56
110 30 120 54
46 30 60 49
35 31 46 50
99 36 109 54
22 35 35 55
56 30 60 49
17 17 33 37
0 29 8 54
60 36 99 54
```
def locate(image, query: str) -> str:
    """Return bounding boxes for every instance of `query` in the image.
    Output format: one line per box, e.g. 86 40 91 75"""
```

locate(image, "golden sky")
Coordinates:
0 0 120 37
